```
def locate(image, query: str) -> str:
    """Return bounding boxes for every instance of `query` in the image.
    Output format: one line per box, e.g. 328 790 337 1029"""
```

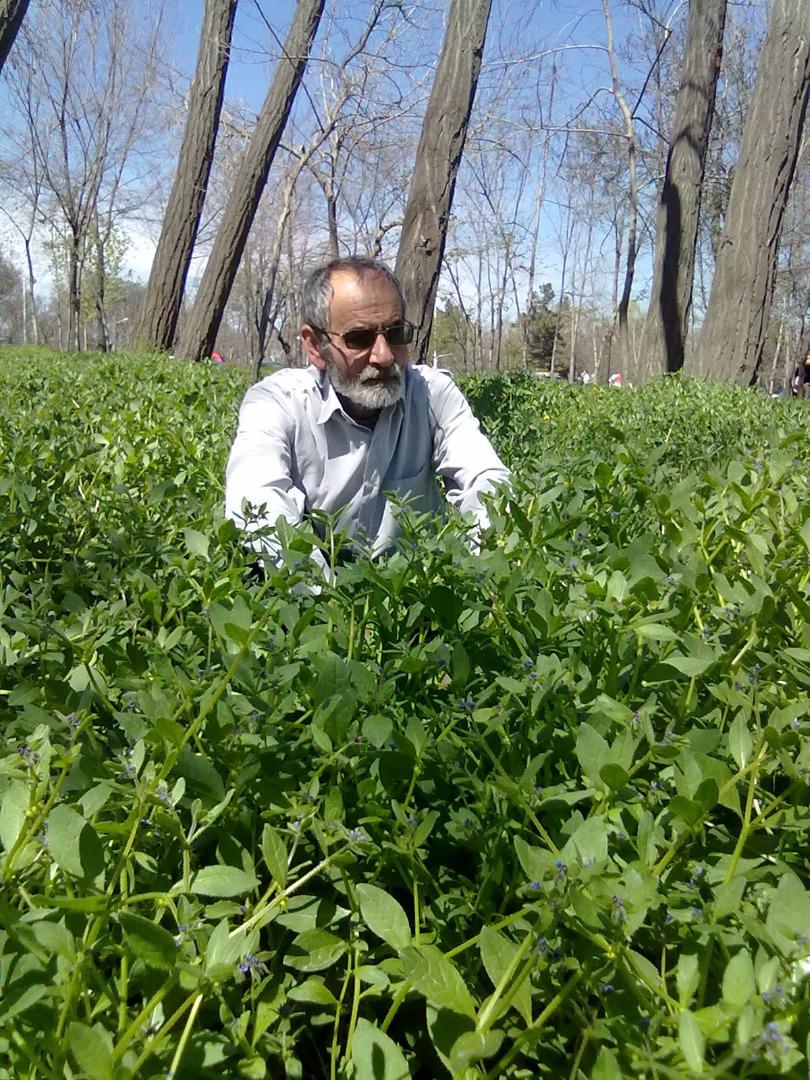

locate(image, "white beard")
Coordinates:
326 359 404 412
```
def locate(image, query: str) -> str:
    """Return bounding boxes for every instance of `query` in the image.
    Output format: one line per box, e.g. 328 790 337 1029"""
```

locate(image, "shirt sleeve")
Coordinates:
425 370 511 529
225 379 329 575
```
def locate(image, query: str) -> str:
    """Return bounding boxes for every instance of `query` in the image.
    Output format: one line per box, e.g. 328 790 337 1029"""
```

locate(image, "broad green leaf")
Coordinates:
449 1029 503 1071
634 622 679 642
0 779 29 852
357 883 411 952
722 950 755 1008
351 1018 411 1080
728 715 753 769
570 815 608 866
592 1046 621 1080
665 654 714 678
606 570 628 604
678 1010 705 1074
576 724 611 787
183 527 210 558
205 919 251 976
69 1022 112 1080
514 836 552 881
288 977 339 1006
766 872 810 955
401 944 476 1018
479 926 532 1025
119 912 177 971
261 824 287 889
46 804 104 881
677 953 700 1007
191 864 257 898
284 928 347 972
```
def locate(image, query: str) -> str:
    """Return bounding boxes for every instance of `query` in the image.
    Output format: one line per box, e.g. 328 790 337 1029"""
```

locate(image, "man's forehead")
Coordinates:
328 271 403 319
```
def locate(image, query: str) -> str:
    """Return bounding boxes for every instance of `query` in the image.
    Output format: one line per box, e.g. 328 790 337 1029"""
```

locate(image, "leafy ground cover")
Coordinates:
1 349 810 1079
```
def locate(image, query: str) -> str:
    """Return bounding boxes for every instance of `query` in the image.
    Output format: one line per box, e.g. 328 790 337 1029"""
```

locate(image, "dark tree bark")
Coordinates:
394 0 492 365
176 0 323 363
636 0 727 382
136 0 237 353
692 0 809 384
0 0 29 74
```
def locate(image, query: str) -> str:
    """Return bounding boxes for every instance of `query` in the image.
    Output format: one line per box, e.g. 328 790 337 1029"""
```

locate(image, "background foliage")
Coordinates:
1 349 810 1078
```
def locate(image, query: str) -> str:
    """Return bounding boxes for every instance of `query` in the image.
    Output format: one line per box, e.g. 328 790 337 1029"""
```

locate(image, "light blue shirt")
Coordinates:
225 364 509 558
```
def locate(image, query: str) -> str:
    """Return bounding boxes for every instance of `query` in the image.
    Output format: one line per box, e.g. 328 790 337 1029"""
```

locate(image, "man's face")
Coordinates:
305 271 409 414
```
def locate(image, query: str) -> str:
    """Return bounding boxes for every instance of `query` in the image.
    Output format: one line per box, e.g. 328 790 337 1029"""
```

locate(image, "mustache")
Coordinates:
360 366 402 384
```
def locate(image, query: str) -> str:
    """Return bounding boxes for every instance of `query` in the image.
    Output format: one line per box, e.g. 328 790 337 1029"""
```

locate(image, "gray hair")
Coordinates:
301 257 406 335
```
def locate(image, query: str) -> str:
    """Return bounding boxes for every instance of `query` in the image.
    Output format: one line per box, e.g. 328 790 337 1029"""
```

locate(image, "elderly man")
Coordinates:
225 257 509 567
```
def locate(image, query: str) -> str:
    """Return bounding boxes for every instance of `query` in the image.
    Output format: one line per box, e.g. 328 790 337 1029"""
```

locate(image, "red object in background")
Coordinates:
211 351 225 364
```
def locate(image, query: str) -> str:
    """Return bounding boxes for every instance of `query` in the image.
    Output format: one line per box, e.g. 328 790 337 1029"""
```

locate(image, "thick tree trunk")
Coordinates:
394 0 492 365
0 0 29 74
177 0 323 363
136 0 237 353
692 0 809 384
637 0 727 382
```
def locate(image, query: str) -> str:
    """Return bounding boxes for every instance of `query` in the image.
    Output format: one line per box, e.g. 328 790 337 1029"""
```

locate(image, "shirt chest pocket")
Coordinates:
382 460 441 514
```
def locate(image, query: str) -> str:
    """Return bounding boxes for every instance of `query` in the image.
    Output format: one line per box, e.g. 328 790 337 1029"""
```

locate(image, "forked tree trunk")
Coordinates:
637 0 727 382
0 0 29 74
177 0 323 363
394 0 492 365
692 0 809 384
136 0 238 353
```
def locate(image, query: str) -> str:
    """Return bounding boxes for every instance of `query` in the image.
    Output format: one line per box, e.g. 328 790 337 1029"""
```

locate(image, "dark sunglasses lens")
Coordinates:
341 323 413 350
386 322 413 346
343 329 377 350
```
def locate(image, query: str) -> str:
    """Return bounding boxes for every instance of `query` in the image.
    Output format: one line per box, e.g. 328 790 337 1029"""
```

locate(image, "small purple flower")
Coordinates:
237 953 268 980
529 881 542 891
460 696 476 711
554 859 567 877
347 827 368 843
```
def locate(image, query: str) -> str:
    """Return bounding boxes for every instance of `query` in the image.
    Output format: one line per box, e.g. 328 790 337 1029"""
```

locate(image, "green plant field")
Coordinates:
1 350 810 1079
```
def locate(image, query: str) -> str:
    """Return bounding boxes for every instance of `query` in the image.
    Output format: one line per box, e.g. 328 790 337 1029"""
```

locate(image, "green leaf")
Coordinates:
191 864 257 898
46 804 104 881
119 912 177 971
183 527 210 558
205 918 249 976
351 1018 411 1080
401 944 477 1018
592 1046 621 1080
606 570 628 604
261 824 287 889
677 953 700 1007
633 622 679 642
479 926 532 1025
0 779 29 853
69 1022 113 1080
722 950 755 1008
728 715 753 769
576 724 611 787
514 836 552 881
357 883 411 952
449 1029 503 1071
664 654 714 677
678 1010 705 1074
284 928 347 972
765 872 810 955
288 976 339 1006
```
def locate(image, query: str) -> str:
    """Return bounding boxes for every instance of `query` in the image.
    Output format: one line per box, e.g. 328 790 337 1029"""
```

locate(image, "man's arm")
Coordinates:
425 369 511 529
225 380 308 555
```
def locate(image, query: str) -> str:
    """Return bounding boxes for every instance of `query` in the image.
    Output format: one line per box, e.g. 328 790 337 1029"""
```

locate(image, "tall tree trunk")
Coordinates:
177 0 323 363
394 0 492 365
692 0 809 384
137 0 238 353
637 0 727 382
0 0 29 74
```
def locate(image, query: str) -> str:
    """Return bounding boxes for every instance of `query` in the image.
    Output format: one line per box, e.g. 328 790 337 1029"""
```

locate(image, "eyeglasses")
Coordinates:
313 321 414 353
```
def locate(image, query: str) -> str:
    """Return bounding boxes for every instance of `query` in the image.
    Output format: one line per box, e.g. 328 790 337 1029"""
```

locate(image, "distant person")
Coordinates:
225 257 510 568
792 352 810 398
580 370 592 385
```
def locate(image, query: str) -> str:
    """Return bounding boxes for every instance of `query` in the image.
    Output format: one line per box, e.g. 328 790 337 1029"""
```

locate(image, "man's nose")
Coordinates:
369 331 395 367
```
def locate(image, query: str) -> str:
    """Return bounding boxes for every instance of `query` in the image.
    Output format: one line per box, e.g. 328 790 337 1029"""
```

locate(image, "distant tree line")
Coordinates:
0 0 807 390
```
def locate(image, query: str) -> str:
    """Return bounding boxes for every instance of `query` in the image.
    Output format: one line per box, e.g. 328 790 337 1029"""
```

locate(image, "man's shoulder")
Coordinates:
406 364 460 396
244 365 321 403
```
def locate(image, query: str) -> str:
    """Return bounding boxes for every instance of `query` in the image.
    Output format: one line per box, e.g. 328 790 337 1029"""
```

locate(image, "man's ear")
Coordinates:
301 325 327 369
